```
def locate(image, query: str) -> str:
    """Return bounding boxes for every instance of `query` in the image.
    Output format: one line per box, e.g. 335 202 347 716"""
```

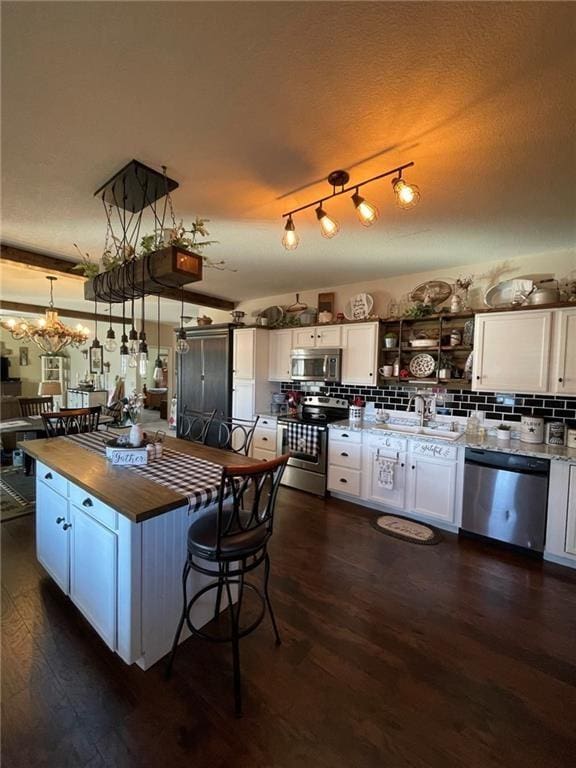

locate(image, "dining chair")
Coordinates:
61 405 101 431
179 407 216 444
166 453 289 716
214 415 260 455
41 408 96 437
18 396 54 417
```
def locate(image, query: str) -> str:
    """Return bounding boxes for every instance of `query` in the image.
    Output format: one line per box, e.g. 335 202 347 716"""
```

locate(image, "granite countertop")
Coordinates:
329 419 576 462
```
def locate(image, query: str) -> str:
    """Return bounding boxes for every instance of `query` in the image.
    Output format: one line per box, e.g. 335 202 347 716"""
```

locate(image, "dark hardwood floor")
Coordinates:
2 489 576 768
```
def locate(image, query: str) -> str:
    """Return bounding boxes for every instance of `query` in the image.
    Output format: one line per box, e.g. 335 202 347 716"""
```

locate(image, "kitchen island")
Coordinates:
21 434 258 669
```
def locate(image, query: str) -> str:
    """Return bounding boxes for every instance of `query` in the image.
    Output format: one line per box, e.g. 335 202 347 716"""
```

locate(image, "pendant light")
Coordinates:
153 295 164 385
128 261 138 368
104 299 117 352
138 256 148 376
351 190 379 226
91 296 101 355
281 215 299 251
175 288 189 355
315 205 340 239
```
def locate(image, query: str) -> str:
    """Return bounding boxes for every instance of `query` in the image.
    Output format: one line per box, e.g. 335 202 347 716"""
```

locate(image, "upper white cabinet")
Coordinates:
472 310 553 393
268 329 293 382
293 325 342 349
232 328 256 379
551 308 576 395
341 322 379 386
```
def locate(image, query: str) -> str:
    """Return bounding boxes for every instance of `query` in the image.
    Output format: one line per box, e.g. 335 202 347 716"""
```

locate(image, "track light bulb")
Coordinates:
352 192 379 226
315 205 340 239
392 177 420 209
282 217 299 250
176 329 189 355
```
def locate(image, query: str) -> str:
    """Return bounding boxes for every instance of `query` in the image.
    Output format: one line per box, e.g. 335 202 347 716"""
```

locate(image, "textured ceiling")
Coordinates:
1 0 575 317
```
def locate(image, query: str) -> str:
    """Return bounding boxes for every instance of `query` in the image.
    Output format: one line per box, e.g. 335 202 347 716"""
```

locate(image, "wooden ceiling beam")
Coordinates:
0 243 237 311
0 300 126 325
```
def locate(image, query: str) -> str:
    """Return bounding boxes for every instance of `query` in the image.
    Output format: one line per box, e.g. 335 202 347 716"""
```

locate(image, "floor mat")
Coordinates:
0 467 35 522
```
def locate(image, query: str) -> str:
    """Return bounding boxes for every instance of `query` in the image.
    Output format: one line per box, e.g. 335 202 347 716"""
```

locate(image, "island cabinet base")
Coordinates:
35 461 224 670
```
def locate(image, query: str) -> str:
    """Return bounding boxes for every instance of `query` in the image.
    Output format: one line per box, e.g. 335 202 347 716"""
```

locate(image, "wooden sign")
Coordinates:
105 445 148 465
318 292 335 314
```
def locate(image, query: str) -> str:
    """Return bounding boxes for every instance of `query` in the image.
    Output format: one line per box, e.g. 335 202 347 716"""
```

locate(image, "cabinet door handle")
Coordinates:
62 523 72 531
45 472 53 480
411 465 415 470
262 437 268 442
369 372 373 377
400 462 405 467
476 376 480 380
341 433 349 438
56 516 65 524
558 377 563 383
339 478 348 484
340 452 349 457
82 498 93 507
262 420 268 425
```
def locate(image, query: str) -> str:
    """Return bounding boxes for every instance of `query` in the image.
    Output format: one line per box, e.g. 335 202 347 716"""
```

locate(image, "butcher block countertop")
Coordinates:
20 434 258 524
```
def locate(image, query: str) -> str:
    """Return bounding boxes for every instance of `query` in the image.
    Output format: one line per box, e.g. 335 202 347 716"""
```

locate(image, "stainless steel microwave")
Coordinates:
289 348 342 383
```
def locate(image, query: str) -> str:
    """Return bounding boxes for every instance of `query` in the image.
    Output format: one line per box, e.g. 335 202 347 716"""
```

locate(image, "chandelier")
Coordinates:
281 161 420 250
1 276 90 354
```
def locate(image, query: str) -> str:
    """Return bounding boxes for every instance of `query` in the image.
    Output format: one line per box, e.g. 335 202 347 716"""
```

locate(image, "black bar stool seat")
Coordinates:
188 509 269 561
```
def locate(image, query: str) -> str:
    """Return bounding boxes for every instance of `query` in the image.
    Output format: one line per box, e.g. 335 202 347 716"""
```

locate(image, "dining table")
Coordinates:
19 431 262 669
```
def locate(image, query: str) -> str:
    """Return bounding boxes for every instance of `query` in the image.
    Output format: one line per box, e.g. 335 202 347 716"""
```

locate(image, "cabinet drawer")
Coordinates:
257 416 277 430
253 428 277 451
37 462 68 497
329 428 362 444
328 466 361 496
68 485 118 530
328 441 362 469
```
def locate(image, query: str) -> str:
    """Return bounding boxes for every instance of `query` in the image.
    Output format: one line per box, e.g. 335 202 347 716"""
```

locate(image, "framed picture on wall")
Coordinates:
89 346 103 374
19 347 29 366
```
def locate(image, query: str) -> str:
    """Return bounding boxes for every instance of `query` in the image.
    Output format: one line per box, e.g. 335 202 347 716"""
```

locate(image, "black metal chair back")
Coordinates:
41 408 96 437
215 415 259 455
19 396 54 417
179 407 216 443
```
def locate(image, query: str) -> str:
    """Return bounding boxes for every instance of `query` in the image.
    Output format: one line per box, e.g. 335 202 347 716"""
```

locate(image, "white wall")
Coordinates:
236 249 576 319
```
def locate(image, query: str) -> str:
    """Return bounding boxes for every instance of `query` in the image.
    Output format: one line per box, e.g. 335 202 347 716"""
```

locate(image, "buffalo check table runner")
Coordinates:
64 432 226 513
287 422 319 457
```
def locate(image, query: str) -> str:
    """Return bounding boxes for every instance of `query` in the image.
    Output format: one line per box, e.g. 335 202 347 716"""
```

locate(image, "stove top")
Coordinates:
278 395 349 425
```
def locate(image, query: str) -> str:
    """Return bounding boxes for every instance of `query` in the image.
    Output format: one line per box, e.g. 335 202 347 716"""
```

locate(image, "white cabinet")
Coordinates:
67 389 108 409
41 355 67 408
341 322 379 385
328 438 363 497
361 435 408 511
36 464 119 649
268 329 293 381
293 325 342 349
232 328 255 379
251 416 278 461
407 448 457 523
472 311 552 393
232 328 274 420
36 479 70 593
551 308 576 395
70 504 117 649
565 466 576 556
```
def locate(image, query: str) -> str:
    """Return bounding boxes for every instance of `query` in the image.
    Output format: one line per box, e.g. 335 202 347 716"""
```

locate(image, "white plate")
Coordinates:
409 353 436 378
344 293 374 321
484 279 534 308
409 339 438 348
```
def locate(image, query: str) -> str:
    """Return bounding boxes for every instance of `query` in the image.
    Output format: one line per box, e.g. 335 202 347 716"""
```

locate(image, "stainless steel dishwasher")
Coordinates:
462 448 550 552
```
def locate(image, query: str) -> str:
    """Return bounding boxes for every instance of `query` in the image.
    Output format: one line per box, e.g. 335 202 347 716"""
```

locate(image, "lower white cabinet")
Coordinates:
407 452 457 522
66 389 108 409
328 439 363 496
565 465 576 556
36 467 118 650
251 416 278 461
36 479 70 593
361 435 408 511
70 504 117 649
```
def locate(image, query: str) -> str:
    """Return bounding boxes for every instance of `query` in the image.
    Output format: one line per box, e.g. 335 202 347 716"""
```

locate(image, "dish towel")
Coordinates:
377 458 396 490
287 422 319 457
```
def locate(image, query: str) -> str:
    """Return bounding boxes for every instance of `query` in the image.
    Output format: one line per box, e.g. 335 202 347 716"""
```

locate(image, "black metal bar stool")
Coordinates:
166 453 289 716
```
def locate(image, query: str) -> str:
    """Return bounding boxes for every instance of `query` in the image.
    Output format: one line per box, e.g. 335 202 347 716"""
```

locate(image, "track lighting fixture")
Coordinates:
281 161 419 249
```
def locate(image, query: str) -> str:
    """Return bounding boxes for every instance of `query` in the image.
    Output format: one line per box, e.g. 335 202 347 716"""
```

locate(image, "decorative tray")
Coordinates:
105 437 148 465
409 280 452 308
409 339 438 348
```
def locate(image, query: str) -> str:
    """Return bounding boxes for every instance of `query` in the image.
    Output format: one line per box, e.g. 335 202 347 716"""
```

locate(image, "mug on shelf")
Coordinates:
379 365 394 377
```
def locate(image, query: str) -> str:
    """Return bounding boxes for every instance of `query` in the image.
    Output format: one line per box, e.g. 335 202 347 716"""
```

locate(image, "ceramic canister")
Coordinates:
520 416 544 444
566 427 576 449
544 422 566 446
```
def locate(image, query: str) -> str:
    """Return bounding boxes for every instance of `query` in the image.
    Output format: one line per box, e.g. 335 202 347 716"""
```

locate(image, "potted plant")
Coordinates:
496 424 511 443
437 354 453 380
384 331 398 349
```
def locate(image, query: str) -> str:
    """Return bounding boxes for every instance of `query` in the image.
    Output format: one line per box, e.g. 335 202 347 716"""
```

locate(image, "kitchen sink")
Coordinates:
370 424 462 441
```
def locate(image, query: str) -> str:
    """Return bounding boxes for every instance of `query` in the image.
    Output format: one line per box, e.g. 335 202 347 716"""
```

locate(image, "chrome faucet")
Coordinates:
407 393 427 427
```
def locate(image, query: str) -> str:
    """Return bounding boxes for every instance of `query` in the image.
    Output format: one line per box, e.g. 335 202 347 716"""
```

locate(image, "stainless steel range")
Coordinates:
276 396 349 495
